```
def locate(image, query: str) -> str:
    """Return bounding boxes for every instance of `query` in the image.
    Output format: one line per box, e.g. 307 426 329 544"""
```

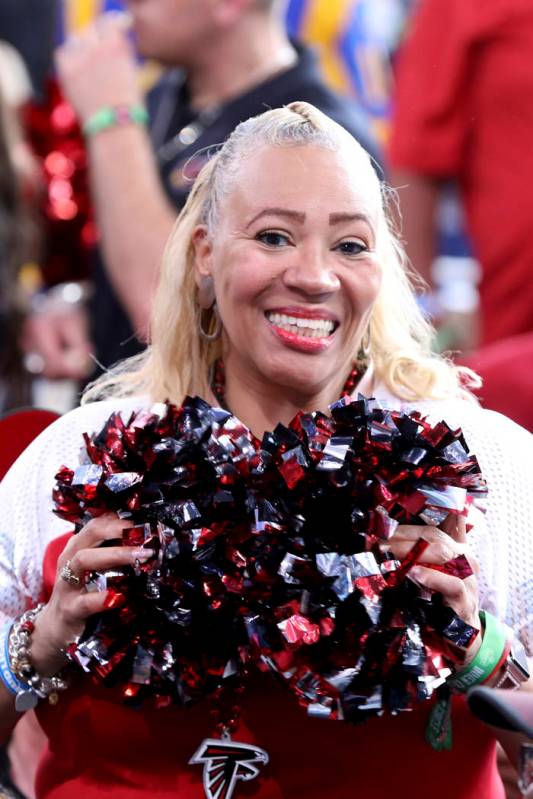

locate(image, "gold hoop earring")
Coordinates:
356 326 371 364
199 303 222 341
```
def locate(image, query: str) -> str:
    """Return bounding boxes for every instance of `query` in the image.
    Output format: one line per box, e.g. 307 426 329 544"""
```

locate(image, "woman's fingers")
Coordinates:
65 545 153 581
61 586 115 625
390 520 482 659
384 541 478 574
411 566 470 604
384 523 452 544
59 513 133 565
441 511 468 543
32 516 148 674
380 519 476 569
52 543 151 640
410 566 480 631
382 537 460 564
381 524 461 563
381 522 481 643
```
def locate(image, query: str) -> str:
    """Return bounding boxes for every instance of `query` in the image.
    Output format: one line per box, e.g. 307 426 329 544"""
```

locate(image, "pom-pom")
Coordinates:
54 396 486 722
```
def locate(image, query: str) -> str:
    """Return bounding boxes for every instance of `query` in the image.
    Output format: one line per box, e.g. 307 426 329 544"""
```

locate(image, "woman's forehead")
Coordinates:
221 143 381 221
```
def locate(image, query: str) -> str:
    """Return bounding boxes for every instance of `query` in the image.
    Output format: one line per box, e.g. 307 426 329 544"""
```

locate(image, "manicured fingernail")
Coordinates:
104 590 126 609
131 548 154 560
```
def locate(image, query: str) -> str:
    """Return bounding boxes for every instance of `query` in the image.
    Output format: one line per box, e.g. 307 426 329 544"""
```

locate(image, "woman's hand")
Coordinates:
382 514 482 662
30 513 152 676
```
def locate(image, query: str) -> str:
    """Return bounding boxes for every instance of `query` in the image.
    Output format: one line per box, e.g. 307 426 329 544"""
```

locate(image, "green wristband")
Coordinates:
448 611 509 693
83 104 149 137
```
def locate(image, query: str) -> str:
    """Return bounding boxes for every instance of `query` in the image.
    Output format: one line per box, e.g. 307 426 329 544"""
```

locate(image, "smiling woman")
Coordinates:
189 141 383 431
85 101 475 419
0 103 532 799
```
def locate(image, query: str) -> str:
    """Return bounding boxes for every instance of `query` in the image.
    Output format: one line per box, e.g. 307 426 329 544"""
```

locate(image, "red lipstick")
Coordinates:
269 326 334 353
265 310 337 354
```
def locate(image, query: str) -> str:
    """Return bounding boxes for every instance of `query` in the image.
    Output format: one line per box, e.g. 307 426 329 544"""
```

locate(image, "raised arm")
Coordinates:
55 17 176 338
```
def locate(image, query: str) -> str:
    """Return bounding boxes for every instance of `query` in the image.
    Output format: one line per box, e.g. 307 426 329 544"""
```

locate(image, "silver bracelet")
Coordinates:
8 604 69 712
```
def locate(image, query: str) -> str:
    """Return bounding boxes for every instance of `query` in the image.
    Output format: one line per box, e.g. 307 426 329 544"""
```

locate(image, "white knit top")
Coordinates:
0 385 531 654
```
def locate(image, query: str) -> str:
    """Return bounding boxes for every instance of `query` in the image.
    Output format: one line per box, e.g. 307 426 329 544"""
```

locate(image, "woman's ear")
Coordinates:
192 225 213 282
192 225 216 308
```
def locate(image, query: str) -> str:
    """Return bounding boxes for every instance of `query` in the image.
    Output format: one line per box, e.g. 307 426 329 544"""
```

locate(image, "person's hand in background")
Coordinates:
55 12 140 127
21 286 94 380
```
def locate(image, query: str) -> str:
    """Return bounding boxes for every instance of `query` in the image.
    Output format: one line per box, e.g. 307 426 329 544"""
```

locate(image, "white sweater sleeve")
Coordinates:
0 397 146 627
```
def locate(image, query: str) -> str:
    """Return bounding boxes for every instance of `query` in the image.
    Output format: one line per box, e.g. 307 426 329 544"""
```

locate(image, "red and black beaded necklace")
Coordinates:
210 357 364 410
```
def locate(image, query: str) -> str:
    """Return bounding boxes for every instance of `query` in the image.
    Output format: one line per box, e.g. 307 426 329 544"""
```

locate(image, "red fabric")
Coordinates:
388 0 533 346
34 529 505 798
0 409 59 480
461 333 533 432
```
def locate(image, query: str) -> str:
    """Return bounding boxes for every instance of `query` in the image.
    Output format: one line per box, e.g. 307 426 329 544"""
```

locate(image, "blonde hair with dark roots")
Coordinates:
83 102 478 405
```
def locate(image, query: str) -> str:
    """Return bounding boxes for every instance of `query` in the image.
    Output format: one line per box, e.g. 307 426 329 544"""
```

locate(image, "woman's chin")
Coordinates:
257 359 338 403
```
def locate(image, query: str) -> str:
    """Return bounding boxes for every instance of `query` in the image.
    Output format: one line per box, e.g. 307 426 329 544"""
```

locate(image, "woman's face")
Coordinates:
195 143 383 399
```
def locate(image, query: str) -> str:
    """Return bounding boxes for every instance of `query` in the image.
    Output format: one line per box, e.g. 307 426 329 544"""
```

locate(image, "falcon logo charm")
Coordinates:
189 737 269 799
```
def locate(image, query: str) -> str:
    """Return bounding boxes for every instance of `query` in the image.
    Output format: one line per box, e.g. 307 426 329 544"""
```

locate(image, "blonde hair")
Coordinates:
83 101 478 405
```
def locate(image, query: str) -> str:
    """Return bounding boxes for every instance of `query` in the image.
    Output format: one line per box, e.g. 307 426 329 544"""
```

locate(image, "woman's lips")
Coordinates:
265 311 337 353
269 325 335 353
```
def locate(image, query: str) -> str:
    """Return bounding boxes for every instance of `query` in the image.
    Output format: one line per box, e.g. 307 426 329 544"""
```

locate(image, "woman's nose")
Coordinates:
282 249 340 296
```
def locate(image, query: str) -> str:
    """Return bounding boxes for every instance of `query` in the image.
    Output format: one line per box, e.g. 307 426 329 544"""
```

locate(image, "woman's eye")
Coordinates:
336 240 368 256
256 231 290 247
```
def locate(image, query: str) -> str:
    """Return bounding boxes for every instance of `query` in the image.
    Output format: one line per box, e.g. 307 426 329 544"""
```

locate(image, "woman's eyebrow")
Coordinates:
329 212 373 228
245 208 306 229
244 208 374 232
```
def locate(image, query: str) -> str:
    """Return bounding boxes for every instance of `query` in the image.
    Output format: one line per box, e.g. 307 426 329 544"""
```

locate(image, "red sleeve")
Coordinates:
387 0 484 176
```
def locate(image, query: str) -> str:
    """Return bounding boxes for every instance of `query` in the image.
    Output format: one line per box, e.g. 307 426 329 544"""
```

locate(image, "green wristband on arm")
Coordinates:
83 104 149 137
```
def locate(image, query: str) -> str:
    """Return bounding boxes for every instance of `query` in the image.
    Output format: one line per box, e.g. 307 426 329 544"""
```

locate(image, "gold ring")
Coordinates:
59 560 82 588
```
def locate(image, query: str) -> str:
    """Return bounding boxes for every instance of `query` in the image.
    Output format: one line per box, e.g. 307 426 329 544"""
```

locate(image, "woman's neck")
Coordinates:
222 362 353 438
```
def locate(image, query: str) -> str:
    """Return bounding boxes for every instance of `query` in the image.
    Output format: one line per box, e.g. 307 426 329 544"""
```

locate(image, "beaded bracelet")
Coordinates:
448 610 511 694
0 621 27 696
83 103 149 137
7 605 69 712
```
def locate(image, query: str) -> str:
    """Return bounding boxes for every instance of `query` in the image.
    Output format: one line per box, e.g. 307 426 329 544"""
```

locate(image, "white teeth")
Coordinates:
266 312 335 338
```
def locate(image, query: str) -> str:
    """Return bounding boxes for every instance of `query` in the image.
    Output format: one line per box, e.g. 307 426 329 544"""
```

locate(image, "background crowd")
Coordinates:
0 0 532 797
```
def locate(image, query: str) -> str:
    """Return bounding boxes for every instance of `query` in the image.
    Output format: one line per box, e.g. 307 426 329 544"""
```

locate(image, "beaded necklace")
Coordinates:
210 358 364 410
